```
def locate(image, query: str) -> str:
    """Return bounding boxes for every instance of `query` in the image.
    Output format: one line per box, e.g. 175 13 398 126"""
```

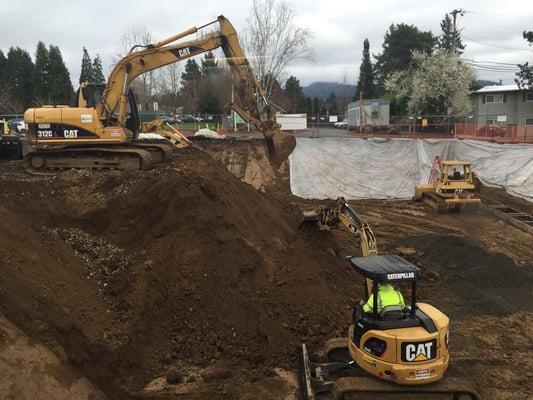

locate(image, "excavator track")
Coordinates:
23 146 157 173
421 192 450 212
333 376 479 400
300 340 480 400
131 141 176 162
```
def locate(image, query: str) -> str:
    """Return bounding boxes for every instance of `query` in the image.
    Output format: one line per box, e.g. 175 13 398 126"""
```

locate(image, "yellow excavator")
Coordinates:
300 198 479 399
23 15 295 171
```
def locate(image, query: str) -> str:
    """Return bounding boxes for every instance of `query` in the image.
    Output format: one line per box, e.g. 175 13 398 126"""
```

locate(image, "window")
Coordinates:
485 94 504 103
526 92 533 102
371 110 379 118
486 118 497 125
526 116 533 126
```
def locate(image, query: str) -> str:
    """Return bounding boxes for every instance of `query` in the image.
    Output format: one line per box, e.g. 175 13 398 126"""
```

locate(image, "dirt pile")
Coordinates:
0 149 358 398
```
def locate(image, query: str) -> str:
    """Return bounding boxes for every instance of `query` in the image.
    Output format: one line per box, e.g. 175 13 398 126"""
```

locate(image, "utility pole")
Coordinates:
450 9 464 52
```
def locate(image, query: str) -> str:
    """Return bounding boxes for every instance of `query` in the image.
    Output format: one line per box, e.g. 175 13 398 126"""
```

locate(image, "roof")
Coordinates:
348 99 391 108
474 84 529 94
349 255 421 283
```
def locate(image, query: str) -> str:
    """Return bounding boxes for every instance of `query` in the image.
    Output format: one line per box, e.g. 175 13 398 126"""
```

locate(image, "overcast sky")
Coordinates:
1 0 532 87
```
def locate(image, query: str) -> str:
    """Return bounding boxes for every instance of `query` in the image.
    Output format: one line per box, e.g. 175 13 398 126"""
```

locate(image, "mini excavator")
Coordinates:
414 157 481 211
300 198 479 399
23 15 295 171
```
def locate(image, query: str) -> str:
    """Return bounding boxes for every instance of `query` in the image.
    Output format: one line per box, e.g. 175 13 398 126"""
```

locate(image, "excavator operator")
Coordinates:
362 283 405 315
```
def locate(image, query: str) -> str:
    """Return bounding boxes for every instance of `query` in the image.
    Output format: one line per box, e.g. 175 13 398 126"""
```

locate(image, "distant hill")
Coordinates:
303 81 356 100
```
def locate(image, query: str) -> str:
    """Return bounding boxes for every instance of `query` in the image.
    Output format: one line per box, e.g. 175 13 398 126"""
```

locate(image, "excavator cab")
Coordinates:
300 255 479 400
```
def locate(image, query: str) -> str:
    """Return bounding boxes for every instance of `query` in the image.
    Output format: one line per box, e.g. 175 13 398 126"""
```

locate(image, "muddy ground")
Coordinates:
0 139 531 400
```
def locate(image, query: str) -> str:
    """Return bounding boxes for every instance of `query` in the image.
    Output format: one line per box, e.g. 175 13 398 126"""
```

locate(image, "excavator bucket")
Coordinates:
259 120 296 167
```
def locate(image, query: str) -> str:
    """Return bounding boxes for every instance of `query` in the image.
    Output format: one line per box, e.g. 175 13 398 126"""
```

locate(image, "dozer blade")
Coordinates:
333 376 480 400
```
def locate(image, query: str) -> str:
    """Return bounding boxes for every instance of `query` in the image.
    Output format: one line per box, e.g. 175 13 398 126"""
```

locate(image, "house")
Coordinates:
472 84 533 126
346 99 390 129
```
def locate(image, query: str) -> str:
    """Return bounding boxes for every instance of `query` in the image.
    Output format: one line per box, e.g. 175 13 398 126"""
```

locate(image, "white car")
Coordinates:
334 120 347 129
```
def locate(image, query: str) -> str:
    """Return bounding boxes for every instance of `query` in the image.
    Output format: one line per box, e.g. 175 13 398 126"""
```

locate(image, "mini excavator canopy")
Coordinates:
350 255 421 321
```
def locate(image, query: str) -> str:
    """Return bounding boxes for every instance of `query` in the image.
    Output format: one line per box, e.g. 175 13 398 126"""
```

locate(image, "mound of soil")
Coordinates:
0 148 359 398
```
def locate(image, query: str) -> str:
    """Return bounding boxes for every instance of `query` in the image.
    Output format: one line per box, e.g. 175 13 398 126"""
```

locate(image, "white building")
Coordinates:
347 99 390 129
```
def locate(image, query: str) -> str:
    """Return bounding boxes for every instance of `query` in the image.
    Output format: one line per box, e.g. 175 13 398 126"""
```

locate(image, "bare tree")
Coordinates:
157 63 182 114
113 26 157 112
243 0 314 102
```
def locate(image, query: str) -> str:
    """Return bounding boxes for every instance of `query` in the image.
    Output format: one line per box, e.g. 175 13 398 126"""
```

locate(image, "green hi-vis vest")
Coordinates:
362 284 405 313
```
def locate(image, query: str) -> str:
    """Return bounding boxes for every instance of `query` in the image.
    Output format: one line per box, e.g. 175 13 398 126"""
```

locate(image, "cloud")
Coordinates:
0 0 531 87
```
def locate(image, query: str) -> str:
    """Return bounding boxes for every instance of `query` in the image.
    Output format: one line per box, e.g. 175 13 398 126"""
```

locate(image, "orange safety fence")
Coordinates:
454 123 533 144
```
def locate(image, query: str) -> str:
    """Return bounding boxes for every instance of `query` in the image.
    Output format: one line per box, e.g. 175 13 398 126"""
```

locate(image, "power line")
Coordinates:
463 10 533 19
462 36 531 51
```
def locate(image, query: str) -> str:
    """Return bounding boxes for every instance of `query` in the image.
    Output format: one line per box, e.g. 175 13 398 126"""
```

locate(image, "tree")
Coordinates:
385 50 475 116
79 47 94 84
33 41 50 104
515 30 532 89
0 50 17 113
325 92 338 114
114 26 156 111
47 45 74 105
179 59 201 113
375 24 437 85
355 38 376 100
284 75 305 113
92 54 106 84
243 0 313 101
438 14 465 54
201 51 219 77
4 47 34 109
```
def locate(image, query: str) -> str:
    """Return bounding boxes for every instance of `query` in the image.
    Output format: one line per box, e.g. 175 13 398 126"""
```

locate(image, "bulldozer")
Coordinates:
414 157 481 211
299 198 479 399
22 15 295 172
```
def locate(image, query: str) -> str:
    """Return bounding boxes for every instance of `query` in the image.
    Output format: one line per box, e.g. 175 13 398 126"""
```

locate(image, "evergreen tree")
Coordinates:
79 47 94 84
355 38 376 100
375 24 437 85
438 14 465 54
0 50 6 86
180 59 201 112
516 30 533 88
326 92 338 114
47 45 74 104
200 51 219 77
33 41 50 104
92 54 105 84
284 75 305 113
5 47 34 109
180 59 201 84
305 96 312 115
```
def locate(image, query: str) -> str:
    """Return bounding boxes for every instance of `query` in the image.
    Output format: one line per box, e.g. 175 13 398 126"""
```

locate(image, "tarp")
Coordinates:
289 138 533 202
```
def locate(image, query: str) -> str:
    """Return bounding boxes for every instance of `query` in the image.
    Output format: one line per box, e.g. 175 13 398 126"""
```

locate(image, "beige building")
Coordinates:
472 85 533 126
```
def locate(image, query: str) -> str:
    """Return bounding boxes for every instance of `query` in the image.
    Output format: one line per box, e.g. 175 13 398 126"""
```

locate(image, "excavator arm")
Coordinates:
302 197 378 257
95 15 294 161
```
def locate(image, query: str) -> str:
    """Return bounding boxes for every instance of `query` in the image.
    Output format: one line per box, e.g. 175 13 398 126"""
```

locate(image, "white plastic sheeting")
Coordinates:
289 138 533 202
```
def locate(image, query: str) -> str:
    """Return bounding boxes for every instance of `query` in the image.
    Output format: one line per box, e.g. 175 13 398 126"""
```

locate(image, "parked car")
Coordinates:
334 120 347 129
7 118 25 133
